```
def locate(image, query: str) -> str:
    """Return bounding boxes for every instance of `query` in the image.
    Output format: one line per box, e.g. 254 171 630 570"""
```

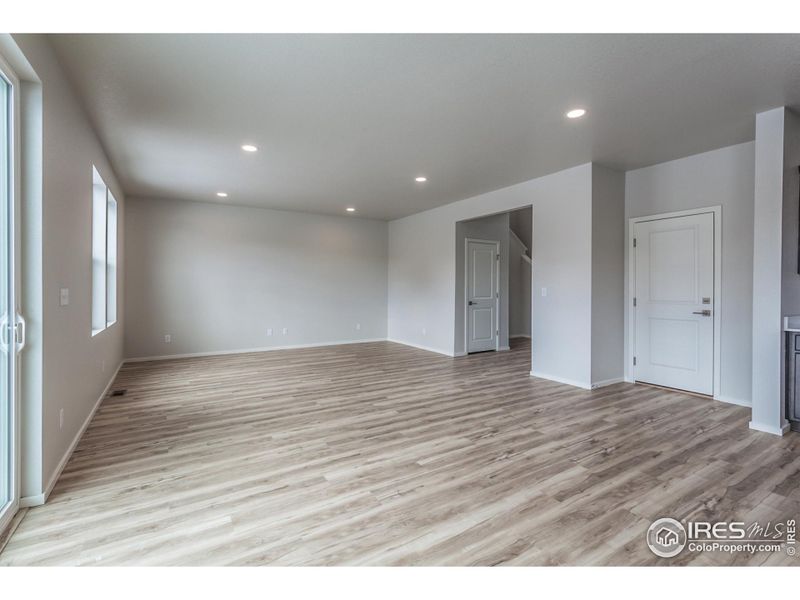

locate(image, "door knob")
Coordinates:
468 301 475 306
692 310 711 316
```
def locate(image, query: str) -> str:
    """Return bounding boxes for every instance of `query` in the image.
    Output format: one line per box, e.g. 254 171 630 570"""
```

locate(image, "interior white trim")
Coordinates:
530 370 592 390
20 360 124 508
748 420 791 436
591 377 625 389
715 395 752 408
386 338 455 358
126 338 389 363
626 206 723 402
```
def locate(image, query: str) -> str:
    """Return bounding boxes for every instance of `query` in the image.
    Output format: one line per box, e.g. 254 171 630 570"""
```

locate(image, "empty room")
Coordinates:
2 4 800 591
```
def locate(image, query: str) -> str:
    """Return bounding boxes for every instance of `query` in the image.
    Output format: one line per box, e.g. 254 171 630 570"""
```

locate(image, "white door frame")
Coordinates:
464 237 500 354
627 206 722 399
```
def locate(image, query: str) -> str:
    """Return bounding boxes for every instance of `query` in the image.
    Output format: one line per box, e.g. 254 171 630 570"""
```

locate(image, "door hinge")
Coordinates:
496 292 499 298
496 329 499 335
633 356 637 366
633 297 637 307
633 238 637 248
496 254 500 260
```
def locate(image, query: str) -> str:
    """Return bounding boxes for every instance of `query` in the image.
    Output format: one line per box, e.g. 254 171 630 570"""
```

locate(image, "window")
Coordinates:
91 167 117 335
0 58 14 530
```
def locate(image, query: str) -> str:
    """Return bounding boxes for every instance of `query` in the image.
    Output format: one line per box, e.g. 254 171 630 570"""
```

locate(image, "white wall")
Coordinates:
388 163 595 387
625 142 755 406
530 167 593 386
752 110 787 432
124 196 388 359
7 34 126 501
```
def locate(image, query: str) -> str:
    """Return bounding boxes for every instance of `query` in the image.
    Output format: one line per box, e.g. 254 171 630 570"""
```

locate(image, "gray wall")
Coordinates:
388 163 594 387
509 207 532 256
6 34 126 500
509 229 531 338
591 166 625 385
781 110 800 333
625 142 755 406
455 212 510 354
124 196 388 359
779 109 800 430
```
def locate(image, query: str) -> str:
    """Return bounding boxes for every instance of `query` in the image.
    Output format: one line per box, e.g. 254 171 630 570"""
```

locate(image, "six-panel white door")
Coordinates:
467 240 499 353
634 213 714 395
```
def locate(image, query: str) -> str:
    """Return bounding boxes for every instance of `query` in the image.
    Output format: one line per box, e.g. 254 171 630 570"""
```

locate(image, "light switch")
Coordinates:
60 288 70 306
541 287 548 297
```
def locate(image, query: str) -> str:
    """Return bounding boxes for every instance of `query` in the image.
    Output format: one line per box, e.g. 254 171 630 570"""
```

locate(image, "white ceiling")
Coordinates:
50 34 800 220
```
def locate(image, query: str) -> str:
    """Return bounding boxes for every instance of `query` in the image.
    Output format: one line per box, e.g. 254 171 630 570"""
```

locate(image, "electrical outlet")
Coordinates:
355 323 361 331
59 288 70 306
164 334 171 343
282 328 288 335
59 408 64 430
422 327 427 336
541 287 548 297
267 328 273 336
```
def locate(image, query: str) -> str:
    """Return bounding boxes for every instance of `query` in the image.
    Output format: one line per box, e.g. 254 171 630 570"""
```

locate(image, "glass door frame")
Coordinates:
0 51 21 536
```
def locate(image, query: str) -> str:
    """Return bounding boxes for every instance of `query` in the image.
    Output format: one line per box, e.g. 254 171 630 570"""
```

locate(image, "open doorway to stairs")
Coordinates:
454 206 532 364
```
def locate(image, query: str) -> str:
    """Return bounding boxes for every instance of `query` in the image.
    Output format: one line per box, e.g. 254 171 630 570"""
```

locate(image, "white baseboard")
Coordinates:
20 361 124 508
591 377 624 389
498 345 511 352
386 338 454 357
125 338 388 363
529 370 591 390
19 493 45 508
715 395 752 408
748 420 791 436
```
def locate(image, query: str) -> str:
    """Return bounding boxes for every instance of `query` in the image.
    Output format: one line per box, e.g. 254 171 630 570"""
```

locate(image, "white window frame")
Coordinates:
91 167 117 336
0 51 21 537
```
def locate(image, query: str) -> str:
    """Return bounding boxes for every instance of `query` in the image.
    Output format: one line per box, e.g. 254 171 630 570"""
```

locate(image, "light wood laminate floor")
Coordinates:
2 339 799 566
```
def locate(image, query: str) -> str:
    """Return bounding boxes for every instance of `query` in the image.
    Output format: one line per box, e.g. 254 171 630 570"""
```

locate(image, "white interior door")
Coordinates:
634 212 714 395
466 239 499 353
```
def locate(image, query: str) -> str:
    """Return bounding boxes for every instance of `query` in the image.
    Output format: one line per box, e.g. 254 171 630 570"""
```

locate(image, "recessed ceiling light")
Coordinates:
241 144 258 152
216 192 228 198
566 109 586 119
346 207 356 212
415 176 427 183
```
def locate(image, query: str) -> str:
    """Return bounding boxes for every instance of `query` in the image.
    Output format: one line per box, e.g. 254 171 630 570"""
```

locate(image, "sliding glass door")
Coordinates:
0 57 19 535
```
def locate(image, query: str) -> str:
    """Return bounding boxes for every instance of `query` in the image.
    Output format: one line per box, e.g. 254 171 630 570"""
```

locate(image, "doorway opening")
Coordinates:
454 206 532 365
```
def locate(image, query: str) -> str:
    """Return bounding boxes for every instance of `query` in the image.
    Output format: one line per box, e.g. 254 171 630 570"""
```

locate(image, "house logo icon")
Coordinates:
646 518 687 558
